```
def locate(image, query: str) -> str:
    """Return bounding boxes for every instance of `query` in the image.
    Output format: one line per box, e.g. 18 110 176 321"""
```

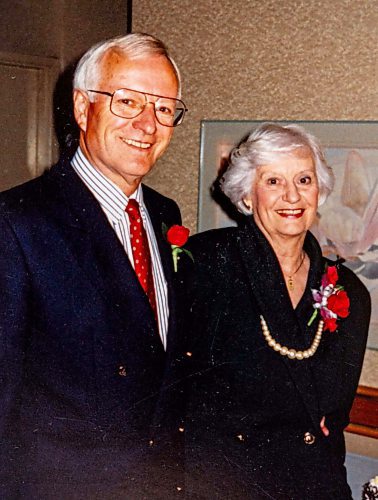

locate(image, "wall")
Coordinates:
0 0 127 66
133 0 378 390
133 0 378 231
0 0 127 177
0 0 63 58
61 1 128 67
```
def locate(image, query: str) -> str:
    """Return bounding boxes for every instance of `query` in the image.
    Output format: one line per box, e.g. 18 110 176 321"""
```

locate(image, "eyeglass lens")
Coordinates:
111 88 185 127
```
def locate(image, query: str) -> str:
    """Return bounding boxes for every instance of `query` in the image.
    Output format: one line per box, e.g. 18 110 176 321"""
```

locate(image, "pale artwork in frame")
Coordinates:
198 121 378 351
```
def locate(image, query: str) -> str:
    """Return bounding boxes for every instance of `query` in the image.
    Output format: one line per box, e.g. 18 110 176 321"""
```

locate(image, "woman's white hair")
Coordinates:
221 122 334 214
73 32 182 101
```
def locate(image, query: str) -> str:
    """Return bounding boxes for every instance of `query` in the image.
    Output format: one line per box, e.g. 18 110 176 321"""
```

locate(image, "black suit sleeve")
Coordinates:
0 214 31 494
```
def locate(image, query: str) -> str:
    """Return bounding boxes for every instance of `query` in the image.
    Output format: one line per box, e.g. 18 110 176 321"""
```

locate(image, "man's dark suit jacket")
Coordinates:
0 157 182 499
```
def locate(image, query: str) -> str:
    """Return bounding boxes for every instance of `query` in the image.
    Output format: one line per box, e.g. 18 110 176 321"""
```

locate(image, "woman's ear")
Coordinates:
241 198 254 214
317 191 326 207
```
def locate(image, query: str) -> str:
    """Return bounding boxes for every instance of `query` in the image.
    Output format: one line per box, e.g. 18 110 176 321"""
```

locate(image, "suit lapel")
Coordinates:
46 161 158 341
236 218 324 428
143 186 175 287
143 186 178 353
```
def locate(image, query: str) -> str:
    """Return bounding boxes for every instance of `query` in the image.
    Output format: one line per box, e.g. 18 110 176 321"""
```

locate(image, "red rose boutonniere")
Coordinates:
163 223 193 272
308 265 350 332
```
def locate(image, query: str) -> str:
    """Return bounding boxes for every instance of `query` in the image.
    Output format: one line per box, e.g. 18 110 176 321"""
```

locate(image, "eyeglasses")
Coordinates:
87 87 188 127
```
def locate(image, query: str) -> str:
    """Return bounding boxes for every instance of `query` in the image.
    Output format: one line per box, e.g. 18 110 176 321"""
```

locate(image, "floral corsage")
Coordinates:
308 264 350 332
363 476 378 499
163 223 193 272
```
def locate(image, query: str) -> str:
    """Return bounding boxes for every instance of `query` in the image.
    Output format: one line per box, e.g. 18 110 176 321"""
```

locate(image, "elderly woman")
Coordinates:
183 123 371 499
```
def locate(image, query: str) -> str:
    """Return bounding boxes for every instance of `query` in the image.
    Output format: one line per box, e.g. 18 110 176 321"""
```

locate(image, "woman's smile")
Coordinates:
276 208 305 218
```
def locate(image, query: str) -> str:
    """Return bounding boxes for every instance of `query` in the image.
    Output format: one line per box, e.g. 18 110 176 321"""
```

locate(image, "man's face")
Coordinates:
74 51 178 195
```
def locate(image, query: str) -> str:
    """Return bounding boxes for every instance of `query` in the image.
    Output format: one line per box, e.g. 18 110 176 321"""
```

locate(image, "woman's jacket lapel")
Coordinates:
236 217 324 428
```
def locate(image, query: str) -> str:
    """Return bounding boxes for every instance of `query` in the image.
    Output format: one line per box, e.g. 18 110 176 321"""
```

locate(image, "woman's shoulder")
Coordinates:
182 227 242 293
326 258 369 296
324 258 372 322
187 226 239 258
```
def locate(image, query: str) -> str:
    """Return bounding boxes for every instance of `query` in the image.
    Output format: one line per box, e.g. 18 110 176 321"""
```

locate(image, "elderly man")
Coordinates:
0 33 187 498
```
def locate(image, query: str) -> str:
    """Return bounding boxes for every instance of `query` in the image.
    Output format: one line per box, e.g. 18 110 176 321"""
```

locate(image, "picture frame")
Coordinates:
199 120 378 351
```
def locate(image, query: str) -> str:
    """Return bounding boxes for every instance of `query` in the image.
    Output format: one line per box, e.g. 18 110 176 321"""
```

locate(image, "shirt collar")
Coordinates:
71 147 144 221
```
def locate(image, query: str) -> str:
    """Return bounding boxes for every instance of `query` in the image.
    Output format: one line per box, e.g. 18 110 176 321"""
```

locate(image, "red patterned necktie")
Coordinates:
125 199 157 319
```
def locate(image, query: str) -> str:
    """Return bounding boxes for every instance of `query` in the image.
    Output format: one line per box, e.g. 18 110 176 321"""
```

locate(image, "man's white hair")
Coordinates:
73 32 182 101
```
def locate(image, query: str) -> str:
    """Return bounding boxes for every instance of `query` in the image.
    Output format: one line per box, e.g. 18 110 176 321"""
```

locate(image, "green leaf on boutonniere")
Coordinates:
162 222 168 238
171 245 194 273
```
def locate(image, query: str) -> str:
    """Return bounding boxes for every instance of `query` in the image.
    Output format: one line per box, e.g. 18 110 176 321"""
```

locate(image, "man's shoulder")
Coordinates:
141 184 181 226
142 183 179 208
0 170 51 213
0 159 70 220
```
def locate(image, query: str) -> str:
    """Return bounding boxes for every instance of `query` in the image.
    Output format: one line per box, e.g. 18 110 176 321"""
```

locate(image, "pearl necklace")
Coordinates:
260 315 324 360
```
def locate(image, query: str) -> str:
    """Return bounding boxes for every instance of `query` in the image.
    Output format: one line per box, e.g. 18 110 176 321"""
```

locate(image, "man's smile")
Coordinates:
121 138 152 149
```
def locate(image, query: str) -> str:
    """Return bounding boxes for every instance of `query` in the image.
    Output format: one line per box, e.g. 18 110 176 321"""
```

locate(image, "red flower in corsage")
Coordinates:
308 265 350 332
163 224 193 272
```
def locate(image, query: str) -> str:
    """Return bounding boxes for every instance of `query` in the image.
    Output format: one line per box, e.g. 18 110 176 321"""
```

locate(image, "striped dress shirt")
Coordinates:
71 148 169 350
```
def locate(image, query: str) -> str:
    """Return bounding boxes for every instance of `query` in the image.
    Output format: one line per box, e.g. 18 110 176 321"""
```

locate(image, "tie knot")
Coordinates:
126 199 140 219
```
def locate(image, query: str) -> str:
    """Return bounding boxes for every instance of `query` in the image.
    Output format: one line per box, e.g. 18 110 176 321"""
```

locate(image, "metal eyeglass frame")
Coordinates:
86 88 188 127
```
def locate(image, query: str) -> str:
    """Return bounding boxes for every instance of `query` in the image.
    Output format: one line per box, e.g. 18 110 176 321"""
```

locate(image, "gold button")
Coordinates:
304 432 315 445
118 365 127 377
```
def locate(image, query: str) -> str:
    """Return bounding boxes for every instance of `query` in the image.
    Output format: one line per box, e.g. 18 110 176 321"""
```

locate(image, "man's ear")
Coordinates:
73 89 90 132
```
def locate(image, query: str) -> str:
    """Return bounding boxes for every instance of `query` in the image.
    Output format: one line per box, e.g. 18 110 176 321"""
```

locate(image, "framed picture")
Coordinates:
199 120 378 351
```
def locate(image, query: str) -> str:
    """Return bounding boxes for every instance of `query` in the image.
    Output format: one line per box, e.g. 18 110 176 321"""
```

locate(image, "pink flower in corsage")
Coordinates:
163 224 193 272
308 265 350 332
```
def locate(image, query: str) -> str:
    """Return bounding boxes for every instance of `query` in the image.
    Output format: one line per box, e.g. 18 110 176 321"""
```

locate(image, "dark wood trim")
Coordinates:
346 385 378 439
126 0 132 33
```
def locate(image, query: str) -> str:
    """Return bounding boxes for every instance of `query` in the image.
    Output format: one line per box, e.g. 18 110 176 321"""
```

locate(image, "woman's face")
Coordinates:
244 151 319 240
